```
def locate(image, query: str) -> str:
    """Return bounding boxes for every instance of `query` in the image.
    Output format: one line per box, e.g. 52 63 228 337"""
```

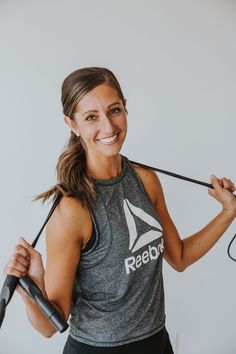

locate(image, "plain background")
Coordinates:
0 1 236 353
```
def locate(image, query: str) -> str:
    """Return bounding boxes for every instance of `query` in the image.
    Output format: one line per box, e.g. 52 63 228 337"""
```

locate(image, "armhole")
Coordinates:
81 210 98 254
82 224 96 253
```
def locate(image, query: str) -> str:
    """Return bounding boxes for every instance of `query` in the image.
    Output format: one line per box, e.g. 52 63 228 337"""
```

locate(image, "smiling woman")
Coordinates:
37 67 129 209
64 83 128 176
3 67 236 354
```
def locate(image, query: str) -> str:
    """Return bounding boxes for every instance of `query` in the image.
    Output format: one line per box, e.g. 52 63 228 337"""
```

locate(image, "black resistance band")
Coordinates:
130 160 236 262
1 161 236 331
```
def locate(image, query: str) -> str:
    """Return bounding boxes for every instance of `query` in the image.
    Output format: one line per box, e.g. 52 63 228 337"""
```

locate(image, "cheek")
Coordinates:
79 124 99 140
116 114 127 127
121 115 127 130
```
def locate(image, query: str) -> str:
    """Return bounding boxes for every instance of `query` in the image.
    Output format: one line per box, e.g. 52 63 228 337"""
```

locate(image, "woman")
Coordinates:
4 67 236 354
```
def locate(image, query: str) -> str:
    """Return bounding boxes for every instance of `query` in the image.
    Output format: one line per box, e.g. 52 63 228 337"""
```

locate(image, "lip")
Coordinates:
97 133 120 145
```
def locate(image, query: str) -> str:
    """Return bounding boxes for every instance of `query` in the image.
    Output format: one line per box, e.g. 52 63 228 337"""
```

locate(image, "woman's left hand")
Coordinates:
208 175 236 216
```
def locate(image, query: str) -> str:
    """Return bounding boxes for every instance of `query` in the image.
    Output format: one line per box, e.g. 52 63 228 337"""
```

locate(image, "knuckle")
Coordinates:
11 260 17 267
14 244 21 253
11 254 18 263
10 255 16 263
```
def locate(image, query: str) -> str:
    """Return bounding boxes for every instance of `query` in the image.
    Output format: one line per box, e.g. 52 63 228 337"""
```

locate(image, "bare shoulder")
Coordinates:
131 163 164 206
46 195 93 249
131 163 158 182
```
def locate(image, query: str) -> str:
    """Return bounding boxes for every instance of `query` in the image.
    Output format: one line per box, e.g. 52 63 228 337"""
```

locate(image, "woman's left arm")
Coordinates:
139 168 236 272
179 175 236 270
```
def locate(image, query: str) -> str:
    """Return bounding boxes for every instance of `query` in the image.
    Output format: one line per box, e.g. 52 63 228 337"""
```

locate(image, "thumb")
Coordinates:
210 175 222 193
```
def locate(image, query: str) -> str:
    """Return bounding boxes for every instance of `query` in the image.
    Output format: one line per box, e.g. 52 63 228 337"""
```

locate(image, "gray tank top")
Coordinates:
69 155 165 347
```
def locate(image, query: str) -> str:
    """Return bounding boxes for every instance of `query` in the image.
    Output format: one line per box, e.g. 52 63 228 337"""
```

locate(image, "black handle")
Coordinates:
19 275 69 333
0 193 62 330
0 275 19 306
0 275 19 329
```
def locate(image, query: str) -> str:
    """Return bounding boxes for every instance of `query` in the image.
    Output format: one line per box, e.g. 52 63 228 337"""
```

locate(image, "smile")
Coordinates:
98 133 119 145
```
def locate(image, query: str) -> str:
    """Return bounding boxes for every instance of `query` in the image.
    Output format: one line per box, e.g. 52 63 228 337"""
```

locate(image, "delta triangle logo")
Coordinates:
123 199 163 253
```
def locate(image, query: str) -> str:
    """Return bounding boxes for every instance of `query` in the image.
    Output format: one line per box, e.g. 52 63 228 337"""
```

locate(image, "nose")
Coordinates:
99 113 115 134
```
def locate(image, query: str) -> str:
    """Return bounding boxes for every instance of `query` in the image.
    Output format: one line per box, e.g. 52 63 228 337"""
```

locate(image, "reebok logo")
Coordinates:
123 199 164 274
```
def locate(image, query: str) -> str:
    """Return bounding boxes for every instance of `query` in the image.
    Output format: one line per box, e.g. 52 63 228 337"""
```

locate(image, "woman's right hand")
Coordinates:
4 237 45 299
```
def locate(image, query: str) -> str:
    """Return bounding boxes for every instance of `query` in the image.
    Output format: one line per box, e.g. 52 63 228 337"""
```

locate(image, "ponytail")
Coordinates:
33 132 96 209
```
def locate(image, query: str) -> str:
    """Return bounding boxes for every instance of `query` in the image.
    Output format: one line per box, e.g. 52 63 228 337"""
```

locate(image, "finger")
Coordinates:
4 269 23 278
4 263 26 278
218 179 224 188
222 178 230 190
14 244 30 259
210 175 222 193
228 180 235 192
8 255 29 273
221 178 235 192
10 254 30 268
232 182 235 192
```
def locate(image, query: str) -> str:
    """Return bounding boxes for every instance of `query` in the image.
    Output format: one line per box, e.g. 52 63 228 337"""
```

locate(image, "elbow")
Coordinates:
173 257 188 272
42 332 55 339
41 328 57 338
44 333 55 339
167 260 187 272
165 244 188 272
170 258 187 272
173 264 187 272
174 242 187 272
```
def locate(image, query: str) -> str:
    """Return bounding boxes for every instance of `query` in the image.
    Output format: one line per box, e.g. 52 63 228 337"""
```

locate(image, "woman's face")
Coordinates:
65 83 127 159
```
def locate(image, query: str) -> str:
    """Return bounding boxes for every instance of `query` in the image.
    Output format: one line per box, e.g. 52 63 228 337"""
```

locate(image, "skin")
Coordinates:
4 83 236 337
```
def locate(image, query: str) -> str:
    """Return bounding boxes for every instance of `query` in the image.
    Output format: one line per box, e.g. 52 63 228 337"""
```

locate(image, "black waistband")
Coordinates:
63 327 174 354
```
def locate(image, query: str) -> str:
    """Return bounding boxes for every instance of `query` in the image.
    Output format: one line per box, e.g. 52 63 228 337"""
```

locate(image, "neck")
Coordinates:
86 153 123 180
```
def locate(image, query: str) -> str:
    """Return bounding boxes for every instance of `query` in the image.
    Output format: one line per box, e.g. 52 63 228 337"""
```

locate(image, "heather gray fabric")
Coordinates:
69 155 165 347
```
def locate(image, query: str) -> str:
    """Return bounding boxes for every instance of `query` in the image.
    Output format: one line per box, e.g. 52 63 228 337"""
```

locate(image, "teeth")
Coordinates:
99 134 118 144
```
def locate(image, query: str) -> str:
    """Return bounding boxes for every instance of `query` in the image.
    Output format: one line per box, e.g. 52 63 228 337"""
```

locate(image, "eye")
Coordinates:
85 115 97 121
110 107 121 115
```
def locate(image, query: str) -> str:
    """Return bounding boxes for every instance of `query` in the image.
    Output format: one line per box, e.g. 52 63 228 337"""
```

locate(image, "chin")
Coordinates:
101 148 122 158
98 140 124 156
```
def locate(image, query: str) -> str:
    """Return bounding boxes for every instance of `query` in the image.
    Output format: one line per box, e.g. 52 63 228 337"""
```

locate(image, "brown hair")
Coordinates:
34 67 127 209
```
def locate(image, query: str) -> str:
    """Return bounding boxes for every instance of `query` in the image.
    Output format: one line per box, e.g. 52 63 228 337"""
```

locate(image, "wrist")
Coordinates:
222 205 236 218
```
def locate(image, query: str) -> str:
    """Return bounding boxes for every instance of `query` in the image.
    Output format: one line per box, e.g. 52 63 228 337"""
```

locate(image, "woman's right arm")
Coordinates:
4 196 93 337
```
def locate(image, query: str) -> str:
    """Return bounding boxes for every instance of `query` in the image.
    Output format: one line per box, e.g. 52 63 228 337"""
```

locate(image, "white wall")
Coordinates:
0 1 236 353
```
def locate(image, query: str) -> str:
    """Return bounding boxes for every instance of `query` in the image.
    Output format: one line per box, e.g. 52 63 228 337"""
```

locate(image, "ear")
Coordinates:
64 115 79 135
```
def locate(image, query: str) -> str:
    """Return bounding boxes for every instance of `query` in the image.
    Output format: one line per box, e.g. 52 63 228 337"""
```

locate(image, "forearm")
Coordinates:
182 208 235 268
20 287 57 337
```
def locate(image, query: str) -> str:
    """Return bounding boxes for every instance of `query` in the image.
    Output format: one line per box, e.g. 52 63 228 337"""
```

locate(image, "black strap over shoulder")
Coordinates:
31 192 63 248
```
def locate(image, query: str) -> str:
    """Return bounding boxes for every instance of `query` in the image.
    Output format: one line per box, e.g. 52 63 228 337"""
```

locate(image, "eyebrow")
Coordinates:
81 101 121 116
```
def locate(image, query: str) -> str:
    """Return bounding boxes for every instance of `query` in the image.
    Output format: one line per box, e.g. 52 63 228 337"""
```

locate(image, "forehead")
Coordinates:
75 84 121 112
